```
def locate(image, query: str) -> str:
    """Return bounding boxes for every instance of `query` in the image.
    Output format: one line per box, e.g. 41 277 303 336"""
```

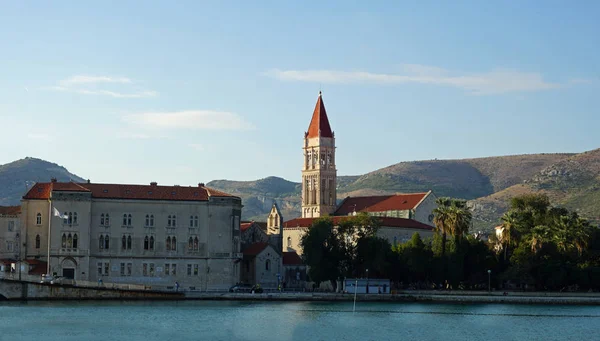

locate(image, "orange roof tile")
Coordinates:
283 216 433 231
23 182 238 202
242 242 270 256
306 92 334 138
0 206 21 216
283 252 303 265
240 222 253 232
334 193 429 216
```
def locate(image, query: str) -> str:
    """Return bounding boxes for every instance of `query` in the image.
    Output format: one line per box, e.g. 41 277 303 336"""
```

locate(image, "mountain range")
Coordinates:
2 150 600 232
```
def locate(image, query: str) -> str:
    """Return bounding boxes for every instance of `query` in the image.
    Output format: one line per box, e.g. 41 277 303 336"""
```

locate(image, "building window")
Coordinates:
194 237 199 251
8 221 14 232
145 214 155 227
127 235 132 249
166 237 171 251
73 234 78 249
168 215 172 227
97 262 102 275
188 237 193 251
149 263 155 276
187 264 192 276
73 212 78 225
105 214 110 226
143 263 148 276
193 264 199 275
145 215 149 227
150 215 154 227
68 212 73 225
121 235 126 250
36 213 42 225
287 237 292 248
190 215 199 227
62 234 67 248
171 236 176 251
265 259 271 271
168 215 177 227
120 263 125 276
101 214 105 226
104 262 109 276
144 236 149 250
149 236 154 250
35 235 41 249
128 214 132 226
99 235 104 249
6 241 13 252
123 214 127 226
165 264 170 276
127 263 132 276
67 234 73 248
123 214 132 226
63 212 68 225
104 235 109 249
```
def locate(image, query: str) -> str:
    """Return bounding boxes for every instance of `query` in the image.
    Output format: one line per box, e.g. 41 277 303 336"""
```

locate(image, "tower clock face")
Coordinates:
428 214 434 222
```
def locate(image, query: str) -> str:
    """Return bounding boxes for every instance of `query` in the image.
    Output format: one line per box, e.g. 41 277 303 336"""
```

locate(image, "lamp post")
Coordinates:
366 268 369 294
487 269 491 293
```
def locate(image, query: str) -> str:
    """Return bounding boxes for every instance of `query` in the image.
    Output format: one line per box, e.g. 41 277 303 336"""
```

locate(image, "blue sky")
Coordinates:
1 1 598 186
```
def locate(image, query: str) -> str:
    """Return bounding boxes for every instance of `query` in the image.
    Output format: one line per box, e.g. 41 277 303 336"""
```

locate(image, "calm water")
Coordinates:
0 300 598 341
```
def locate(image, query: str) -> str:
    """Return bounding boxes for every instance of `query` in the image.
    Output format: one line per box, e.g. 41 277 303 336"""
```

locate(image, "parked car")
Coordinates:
40 274 64 284
229 283 252 293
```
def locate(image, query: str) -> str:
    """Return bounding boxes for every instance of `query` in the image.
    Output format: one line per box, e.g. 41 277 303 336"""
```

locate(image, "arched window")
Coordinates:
287 237 292 248
171 237 176 251
190 216 194 227
67 233 73 248
144 236 149 250
127 235 132 249
166 237 172 251
35 235 41 249
105 235 110 249
36 213 42 225
100 214 105 226
122 236 126 250
62 234 67 248
188 237 193 250
172 215 177 227
73 234 78 249
265 259 271 271
149 215 154 227
105 214 110 226
194 237 199 251
73 212 78 225
149 236 154 250
194 216 199 227
68 212 73 225
127 214 132 226
167 215 172 227
123 214 127 226
99 235 105 249
63 212 68 225
145 215 149 227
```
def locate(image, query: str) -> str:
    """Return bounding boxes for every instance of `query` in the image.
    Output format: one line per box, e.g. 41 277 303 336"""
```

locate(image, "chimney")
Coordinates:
198 183 205 187
150 182 157 186
87 179 91 184
50 178 57 183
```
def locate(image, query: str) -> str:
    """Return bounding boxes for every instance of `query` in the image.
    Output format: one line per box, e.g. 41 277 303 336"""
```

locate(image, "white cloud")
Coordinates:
188 143 205 151
264 64 576 95
59 75 132 86
48 75 157 98
122 110 254 131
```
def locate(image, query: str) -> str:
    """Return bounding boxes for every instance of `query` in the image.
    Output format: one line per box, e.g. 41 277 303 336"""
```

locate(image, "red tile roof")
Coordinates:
306 92 334 138
335 192 429 216
240 222 253 232
283 252 303 265
0 206 21 216
242 242 271 256
22 182 238 202
283 216 433 231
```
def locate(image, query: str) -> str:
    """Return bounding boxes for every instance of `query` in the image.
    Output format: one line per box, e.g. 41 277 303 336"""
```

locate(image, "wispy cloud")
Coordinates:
122 110 254 131
264 64 581 95
188 143 205 151
48 74 157 98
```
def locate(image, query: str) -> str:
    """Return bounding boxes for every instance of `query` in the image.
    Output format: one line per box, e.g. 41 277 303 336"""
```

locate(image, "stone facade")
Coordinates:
19 180 242 291
0 206 22 271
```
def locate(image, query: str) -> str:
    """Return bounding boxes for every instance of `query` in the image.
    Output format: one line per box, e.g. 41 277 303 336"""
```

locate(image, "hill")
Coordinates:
208 153 574 222
0 157 84 205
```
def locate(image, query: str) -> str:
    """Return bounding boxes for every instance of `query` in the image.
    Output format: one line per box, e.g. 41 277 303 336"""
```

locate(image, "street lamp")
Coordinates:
366 268 369 294
487 269 491 293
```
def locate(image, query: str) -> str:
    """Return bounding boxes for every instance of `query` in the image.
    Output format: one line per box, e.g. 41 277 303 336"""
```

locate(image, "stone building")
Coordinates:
0 206 22 272
20 179 242 291
282 92 436 257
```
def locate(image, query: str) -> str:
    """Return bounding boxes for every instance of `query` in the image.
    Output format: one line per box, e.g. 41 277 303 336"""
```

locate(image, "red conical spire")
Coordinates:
306 91 334 138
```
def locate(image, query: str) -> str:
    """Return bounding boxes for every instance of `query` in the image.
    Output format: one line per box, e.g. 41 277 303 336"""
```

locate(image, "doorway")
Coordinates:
62 268 75 279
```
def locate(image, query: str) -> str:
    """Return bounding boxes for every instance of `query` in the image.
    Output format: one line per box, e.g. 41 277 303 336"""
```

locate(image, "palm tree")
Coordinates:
450 202 472 240
500 211 520 259
433 198 453 257
530 225 550 254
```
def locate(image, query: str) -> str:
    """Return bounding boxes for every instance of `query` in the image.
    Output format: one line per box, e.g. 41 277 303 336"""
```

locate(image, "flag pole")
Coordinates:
47 200 52 275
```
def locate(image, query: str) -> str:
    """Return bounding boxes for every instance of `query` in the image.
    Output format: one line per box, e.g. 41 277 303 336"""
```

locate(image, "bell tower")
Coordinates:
301 91 337 218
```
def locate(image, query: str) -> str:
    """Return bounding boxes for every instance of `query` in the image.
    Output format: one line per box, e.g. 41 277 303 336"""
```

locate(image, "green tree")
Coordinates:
300 218 342 289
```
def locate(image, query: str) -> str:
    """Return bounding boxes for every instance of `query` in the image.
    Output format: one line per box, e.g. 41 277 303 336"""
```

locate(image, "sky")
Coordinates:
0 1 598 186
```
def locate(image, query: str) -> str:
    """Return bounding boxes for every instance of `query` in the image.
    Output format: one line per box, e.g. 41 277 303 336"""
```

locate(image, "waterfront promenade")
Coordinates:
185 290 600 305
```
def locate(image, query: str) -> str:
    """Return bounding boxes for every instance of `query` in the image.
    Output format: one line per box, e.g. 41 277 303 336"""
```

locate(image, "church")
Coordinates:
240 92 436 288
